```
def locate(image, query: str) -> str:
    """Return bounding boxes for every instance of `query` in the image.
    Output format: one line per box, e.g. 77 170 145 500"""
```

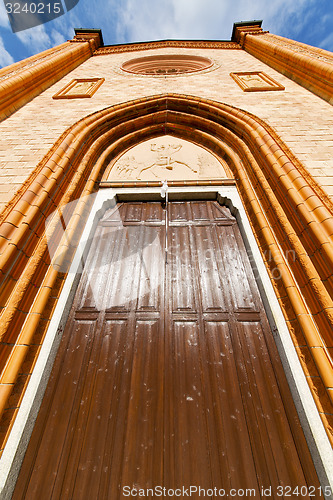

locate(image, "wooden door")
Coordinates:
14 201 319 499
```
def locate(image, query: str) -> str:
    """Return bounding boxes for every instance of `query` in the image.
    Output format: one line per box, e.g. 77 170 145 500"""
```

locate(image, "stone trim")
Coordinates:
0 43 70 83
232 22 268 47
94 40 241 55
0 31 104 122
72 29 104 49
99 179 235 188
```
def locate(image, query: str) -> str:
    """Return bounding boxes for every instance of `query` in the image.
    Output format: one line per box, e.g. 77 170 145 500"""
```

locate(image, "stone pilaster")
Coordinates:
232 21 333 104
0 29 104 121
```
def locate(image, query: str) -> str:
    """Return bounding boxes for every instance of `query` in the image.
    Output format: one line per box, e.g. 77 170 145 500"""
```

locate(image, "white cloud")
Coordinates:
0 1 11 28
112 0 318 42
0 36 14 67
16 24 51 53
50 28 66 46
115 0 178 42
52 9 86 40
1 0 329 63
319 32 333 51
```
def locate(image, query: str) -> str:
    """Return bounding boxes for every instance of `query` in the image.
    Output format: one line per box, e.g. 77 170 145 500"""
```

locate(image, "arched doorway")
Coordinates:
1 94 332 495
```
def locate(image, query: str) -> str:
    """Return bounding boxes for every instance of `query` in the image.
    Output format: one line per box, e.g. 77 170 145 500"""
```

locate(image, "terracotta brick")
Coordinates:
309 375 333 414
0 345 29 384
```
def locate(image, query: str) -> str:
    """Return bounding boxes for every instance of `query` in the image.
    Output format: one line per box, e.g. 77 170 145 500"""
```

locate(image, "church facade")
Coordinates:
0 21 333 497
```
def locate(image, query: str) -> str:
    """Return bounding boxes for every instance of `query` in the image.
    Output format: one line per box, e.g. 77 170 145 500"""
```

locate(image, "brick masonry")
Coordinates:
0 46 332 213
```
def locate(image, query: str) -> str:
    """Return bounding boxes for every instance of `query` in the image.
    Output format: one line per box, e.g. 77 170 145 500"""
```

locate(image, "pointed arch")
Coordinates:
0 93 333 447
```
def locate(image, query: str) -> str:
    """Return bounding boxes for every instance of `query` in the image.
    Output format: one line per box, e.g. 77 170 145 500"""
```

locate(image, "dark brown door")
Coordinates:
14 201 319 499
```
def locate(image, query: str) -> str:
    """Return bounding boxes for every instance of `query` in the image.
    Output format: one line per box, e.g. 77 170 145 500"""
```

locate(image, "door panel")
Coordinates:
191 224 228 312
13 201 320 499
215 224 256 311
170 225 197 312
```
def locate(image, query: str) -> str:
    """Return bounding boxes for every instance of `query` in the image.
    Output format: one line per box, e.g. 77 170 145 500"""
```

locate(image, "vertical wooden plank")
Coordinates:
13 319 98 499
164 320 213 489
235 321 308 488
77 225 120 310
119 319 164 491
190 201 210 220
58 319 132 499
145 202 165 222
104 225 143 311
169 201 188 222
136 225 164 311
202 320 260 492
123 203 142 222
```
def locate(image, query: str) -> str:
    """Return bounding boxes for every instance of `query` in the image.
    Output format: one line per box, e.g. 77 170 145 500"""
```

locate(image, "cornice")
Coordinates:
93 40 241 55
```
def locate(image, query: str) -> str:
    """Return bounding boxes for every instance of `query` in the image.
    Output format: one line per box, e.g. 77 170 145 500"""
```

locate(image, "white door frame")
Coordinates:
0 186 332 498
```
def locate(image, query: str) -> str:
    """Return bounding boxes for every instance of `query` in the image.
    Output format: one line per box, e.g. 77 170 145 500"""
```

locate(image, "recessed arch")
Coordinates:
0 93 333 452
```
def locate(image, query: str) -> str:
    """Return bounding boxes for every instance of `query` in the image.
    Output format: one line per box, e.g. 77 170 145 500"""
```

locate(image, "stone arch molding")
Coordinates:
1 93 333 446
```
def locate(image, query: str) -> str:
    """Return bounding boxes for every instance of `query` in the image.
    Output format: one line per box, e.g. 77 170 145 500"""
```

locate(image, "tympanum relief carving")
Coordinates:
105 136 230 182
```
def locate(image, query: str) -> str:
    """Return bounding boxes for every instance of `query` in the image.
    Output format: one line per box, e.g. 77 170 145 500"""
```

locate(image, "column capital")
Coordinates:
72 29 104 50
232 21 268 46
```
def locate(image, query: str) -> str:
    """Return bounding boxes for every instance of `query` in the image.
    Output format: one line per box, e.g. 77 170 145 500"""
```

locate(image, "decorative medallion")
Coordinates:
230 71 285 92
103 136 230 182
52 78 105 99
121 54 213 75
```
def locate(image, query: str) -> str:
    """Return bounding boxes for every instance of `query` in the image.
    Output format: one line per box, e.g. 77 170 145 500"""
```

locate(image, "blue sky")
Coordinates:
0 0 332 68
